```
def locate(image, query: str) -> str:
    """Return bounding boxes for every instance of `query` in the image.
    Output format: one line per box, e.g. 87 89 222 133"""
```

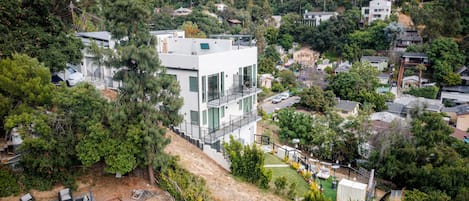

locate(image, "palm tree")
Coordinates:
416 64 427 88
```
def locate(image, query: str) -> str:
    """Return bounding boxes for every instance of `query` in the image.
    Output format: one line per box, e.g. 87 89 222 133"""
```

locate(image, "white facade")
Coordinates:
303 11 338 27
214 3 227 12
361 0 392 24
75 30 185 89
337 179 367 201
76 32 260 149
160 38 260 148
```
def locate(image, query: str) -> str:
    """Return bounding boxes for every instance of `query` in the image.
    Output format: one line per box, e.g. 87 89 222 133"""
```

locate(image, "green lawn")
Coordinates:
317 177 337 201
264 153 285 165
266 166 310 197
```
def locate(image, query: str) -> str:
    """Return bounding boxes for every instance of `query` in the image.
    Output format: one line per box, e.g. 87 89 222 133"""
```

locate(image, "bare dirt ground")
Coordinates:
398 12 414 28
164 131 284 201
3 170 171 201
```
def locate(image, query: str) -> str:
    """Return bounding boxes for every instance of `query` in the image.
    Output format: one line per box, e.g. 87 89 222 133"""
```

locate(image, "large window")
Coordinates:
202 110 207 125
220 72 224 97
190 111 199 125
208 74 219 101
189 77 198 92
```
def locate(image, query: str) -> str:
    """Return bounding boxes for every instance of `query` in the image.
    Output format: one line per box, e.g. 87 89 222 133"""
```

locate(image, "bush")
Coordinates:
224 136 272 189
272 81 284 92
159 157 213 201
302 170 312 180
290 162 300 171
274 176 287 194
20 174 53 191
405 86 439 99
0 168 21 197
287 182 297 200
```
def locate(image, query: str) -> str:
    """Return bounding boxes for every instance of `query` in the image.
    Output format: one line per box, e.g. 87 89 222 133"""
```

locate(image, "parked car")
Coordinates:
279 92 290 100
272 96 282 104
55 65 84 86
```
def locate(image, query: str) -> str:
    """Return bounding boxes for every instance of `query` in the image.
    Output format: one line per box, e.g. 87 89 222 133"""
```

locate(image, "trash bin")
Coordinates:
332 180 338 189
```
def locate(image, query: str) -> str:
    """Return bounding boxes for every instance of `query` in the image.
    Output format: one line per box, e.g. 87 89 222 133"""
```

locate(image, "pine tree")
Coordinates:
103 0 183 184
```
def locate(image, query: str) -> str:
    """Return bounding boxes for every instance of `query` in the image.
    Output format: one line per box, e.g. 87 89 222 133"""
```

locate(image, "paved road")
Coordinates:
260 96 300 114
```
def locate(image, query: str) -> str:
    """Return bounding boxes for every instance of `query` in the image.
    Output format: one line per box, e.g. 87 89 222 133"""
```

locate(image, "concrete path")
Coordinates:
264 164 289 168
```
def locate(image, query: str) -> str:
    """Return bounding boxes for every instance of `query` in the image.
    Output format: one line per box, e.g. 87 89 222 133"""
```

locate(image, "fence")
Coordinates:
207 87 261 107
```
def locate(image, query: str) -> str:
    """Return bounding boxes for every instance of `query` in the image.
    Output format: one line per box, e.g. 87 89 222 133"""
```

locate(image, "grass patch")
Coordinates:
323 50 339 62
264 153 285 165
317 177 337 201
266 166 310 196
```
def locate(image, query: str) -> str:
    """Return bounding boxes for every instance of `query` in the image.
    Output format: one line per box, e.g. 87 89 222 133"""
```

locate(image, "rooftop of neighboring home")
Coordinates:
441 104 469 115
402 52 428 58
161 38 252 56
335 61 352 73
442 86 469 93
398 29 422 42
452 128 468 141
371 112 405 123
386 102 406 115
336 99 359 112
304 11 337 16
361 56 388 63
394 95 443 112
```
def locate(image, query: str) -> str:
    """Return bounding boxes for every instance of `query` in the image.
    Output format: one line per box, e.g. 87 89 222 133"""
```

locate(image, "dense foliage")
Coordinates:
299 86 336 113
367 111 469 200
0 168 21 197
328 61 387 111
159 157 213 201
0 0 83 72
404 86 439 99
224 135 272 189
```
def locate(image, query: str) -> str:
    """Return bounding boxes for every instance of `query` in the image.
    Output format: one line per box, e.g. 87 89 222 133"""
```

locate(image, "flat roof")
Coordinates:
402 52 428 58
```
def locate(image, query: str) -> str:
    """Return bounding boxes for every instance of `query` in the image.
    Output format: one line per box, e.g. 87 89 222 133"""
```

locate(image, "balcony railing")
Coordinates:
202 110 261 144
207 87 261 107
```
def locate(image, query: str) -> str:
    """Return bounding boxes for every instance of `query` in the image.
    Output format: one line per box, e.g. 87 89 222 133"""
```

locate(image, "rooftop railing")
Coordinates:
207 87 261 107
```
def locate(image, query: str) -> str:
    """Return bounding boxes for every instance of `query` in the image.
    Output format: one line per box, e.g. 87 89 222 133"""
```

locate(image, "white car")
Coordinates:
56 65 84 86
279 92 290 100
272 96 282 104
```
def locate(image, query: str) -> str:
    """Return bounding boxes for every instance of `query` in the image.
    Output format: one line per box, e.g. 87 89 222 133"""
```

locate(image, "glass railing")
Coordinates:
202 110 260 144
207 87 261 107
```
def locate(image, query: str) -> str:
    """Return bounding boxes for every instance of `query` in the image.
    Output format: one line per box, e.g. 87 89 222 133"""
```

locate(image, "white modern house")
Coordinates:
75 30 184 89
159 38 260 149
361 0 392 24
75 32 260 161
303 11 338 27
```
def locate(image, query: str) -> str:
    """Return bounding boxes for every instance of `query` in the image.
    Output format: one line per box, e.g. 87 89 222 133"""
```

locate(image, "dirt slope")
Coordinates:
165 131 284 201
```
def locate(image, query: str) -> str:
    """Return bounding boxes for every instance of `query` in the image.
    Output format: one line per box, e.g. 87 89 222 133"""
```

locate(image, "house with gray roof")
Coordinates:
396 29 422 49
303 11 338 27
361 56 388 71
442 104 469 131
441 86 469 105
335 99 360 118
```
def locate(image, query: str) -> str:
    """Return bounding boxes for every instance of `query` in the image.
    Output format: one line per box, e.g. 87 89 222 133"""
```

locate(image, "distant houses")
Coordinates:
302 11 338 27
293 48 320 68
335 99 360 118
361 0 392 24
361 56 388 71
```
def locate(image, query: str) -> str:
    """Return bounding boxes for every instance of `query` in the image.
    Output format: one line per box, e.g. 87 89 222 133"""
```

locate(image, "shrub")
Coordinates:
224 136 272 189
302 170 312 180
159 157 213 201
287 182 297 200
20 174 53 191
405 86 439 99
274 176 288 194
290 162 300 171
0 168 21 197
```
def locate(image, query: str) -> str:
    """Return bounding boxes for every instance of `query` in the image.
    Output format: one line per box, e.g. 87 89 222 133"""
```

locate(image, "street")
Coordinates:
260 96 300 114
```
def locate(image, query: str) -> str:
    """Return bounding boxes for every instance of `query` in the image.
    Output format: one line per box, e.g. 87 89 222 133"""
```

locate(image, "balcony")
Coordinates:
207 87 261 107
203 110 261 144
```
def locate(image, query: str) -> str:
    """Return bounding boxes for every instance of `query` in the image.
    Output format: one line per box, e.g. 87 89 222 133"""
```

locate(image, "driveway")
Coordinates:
260 96 300 114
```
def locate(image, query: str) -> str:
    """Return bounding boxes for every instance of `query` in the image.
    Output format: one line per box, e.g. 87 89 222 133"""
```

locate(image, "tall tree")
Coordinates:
103 0 183 184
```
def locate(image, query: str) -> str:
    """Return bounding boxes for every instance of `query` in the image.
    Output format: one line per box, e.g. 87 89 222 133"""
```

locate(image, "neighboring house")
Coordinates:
214 3 227 12
401 52 429 64
335 61 352 74
335 99 360 118
371 112 404 123
451 128 468 143
259 74 274 89
394 95 443 114
386 102 406 117
402 75 428 88
377 73 390 85
75 30 185 89
271 15 282 29
361 56 388 71
173 7 192 16
302 11 338 27
442 104 469 132
316 59 333 71
396 29 422 50
361 0 392 24
293 48 320 68
441 86 469 105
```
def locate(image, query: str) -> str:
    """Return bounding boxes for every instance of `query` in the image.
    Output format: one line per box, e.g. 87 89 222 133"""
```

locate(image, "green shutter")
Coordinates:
203 110 207 125
202 76 206 102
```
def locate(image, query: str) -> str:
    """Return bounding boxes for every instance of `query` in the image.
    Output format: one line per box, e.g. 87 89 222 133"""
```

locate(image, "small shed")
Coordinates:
337 179 367 201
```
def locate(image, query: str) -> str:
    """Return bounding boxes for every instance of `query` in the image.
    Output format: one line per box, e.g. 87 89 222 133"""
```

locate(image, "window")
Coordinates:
200 43 210 50
221 107 225 118
190 111 199 125
202 110 207 125
202 76 206 102
189 76 198 92
220 72 224 97
239 101 242 111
